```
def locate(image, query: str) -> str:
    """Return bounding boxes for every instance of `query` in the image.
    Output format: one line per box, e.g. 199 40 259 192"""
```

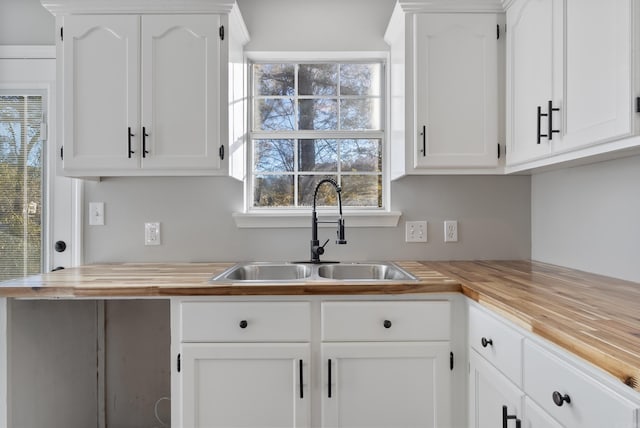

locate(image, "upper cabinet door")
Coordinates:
62 15 140 171
506 0 561 166
140 15 223 171
414 14 500 169
559 0 633 151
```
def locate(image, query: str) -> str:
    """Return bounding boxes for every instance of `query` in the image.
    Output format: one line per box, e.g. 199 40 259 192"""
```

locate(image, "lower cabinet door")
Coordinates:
180 343 310 428
321 342 451 428
524 397 562 428
469 349 524 428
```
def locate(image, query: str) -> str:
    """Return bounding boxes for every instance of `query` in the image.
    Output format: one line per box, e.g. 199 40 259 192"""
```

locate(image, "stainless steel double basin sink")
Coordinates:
210 261 418 283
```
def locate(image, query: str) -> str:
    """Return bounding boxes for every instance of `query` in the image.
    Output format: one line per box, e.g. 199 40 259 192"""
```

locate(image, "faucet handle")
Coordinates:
317 238 330 255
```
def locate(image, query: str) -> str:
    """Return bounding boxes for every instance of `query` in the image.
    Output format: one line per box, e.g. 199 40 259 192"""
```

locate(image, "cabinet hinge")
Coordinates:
177 353 181 373
60 27 63 41
60 146 64 160
450 352 454 371
219 145 225 160
219 25 224 41
497 24 500 40
636 97 640 113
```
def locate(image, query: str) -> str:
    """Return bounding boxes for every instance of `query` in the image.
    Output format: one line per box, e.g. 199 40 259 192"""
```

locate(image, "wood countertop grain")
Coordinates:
1 259 639 393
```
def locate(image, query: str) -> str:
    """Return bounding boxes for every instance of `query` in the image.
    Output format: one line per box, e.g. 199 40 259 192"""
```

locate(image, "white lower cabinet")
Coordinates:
469 349 524 428
181 343 310 428
469 301 640 428
172 298 454 428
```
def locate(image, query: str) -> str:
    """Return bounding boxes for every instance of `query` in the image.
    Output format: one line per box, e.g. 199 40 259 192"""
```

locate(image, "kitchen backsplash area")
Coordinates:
82 174 532 263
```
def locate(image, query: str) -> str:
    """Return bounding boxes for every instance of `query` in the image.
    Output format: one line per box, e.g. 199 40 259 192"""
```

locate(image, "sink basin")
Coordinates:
210 262 417 283
212 263 312 282
317 263 416 281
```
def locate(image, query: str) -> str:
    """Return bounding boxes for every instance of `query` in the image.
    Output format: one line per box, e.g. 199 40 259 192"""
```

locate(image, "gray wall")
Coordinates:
83 175 531 263
532 155 640 283
0 0 54 45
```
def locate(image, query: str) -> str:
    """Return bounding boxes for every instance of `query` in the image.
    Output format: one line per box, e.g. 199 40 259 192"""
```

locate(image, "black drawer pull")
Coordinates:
239 320 248 329
383 320 392 329
299 359 304 399
328 359 332 398
481 337 493 348
552 391 571 407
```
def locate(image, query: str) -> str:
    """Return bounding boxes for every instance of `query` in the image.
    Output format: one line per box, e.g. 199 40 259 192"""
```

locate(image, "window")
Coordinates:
0 93 44 280
250 61 384 209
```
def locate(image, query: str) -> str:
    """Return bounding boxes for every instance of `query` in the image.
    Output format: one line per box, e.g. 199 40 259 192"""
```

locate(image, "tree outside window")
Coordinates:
251 62 384 209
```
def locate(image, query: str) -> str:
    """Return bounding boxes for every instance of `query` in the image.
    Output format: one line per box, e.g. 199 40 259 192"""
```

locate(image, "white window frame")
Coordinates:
233 51 401 228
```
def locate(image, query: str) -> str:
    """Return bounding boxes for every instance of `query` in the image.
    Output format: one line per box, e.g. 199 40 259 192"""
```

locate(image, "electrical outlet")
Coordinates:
89 202 104 226
405 221 427 242
444 220 458 242
145 222 161 246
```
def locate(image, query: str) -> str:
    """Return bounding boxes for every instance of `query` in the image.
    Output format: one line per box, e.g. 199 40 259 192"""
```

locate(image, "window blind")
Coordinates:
0 94 44 281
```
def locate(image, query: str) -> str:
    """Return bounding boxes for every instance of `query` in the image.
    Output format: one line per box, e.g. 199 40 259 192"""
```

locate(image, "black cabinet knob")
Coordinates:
239 320 248 329
383 320 392 329
552 391 571 407
54 241 66 252
481 337 493 347
51 266 65 272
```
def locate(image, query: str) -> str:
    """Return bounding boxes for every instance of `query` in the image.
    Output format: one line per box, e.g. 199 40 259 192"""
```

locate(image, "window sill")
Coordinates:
233 210 402 228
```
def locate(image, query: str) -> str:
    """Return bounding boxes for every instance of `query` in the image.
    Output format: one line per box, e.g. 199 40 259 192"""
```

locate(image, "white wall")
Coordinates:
532 155 640 282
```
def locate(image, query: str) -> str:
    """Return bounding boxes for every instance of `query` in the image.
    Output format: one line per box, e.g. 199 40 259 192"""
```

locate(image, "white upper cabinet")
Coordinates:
414 14 501 169
44 0 249 177
385 4 505 177
506 0 636 171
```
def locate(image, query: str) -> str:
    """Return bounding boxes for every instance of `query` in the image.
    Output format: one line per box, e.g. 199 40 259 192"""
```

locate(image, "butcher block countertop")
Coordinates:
1 259 640 393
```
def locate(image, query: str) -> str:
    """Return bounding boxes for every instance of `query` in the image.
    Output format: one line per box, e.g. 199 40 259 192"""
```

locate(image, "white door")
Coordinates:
180 343 310 428
523 397 562 428
62 15 140 172
321 342 451 428
140 15 224 171
506 0 562 165
414 14 500 169
558 0 633 151
469 350 524 428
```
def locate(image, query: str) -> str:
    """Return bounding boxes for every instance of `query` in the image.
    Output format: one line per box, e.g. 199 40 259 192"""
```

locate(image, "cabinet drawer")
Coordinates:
180 302 310 342
321 301 450 341
524 340 637 428
469 304 524 386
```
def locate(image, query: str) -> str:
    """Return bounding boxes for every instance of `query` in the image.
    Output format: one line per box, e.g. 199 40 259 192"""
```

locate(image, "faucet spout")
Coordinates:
310 178 347 263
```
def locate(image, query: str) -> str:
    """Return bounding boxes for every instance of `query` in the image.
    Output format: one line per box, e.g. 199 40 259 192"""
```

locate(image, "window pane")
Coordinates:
255 98 295 131
253 175 294 207
297 175 337 206
340 64 381 96
341 175 382 207
299 99 337 130
340 98 381 130
298 64 337 95
254 64 295 96
341 139 382 172
0 95 43 281
298 139 337 172
254 139 294 172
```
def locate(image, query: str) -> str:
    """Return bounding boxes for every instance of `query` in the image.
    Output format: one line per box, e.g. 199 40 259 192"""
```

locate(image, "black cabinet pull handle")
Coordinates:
299 359 304 399
239 320 248 329
142 126 150 158
127 127 135 158
481 337 493 348
552 391 571 407
54 241 66 253
328 359 332 398
419 125 426 156
537 106 548 144
547 100 560 140
383 320 392 329
502 405 519 428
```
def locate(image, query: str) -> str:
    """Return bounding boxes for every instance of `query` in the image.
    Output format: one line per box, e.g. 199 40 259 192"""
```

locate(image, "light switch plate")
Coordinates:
145 222 161 246
89 202 104 226
405 221 427 242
